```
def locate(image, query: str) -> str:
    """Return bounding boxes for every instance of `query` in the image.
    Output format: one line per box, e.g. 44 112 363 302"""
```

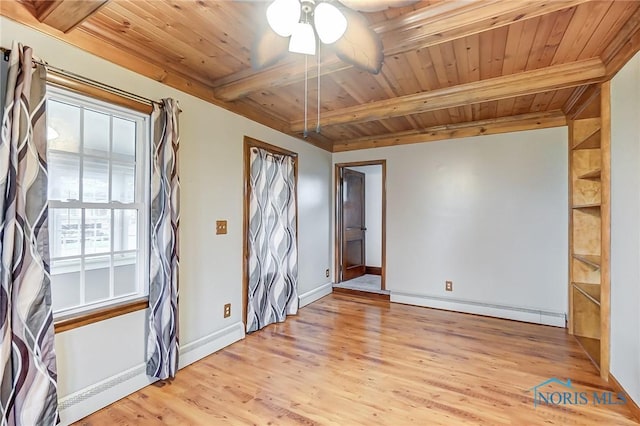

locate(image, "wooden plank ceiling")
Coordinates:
4 0 640 152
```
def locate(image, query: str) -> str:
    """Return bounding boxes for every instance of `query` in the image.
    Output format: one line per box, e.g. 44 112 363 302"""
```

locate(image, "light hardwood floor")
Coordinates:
77 293 639 425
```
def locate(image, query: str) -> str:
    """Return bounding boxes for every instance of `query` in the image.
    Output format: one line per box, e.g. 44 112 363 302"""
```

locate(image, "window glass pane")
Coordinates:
85 209 111 254
83 109 110 155
114 252 137 296
111 163 135 203
48 152 80 201
46 88 148 315
114 209 137 251
83 158 109 202
85 256 110 303
47 100 80 153
50 260 81 312
49 208 81 258
112 117 136 162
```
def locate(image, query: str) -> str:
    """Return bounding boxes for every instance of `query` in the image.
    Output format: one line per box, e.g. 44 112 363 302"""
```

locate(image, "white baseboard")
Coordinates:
57 364 153 426
179 322 245 369
58 322 245 425
299 282 333 308
391 292 566 327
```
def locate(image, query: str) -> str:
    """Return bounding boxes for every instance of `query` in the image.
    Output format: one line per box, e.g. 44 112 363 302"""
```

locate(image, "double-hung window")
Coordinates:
46 85 150 319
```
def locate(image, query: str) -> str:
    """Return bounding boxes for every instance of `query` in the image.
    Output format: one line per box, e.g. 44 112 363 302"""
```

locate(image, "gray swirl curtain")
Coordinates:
0 43 59 425
146 99 180 379
247 147 298 333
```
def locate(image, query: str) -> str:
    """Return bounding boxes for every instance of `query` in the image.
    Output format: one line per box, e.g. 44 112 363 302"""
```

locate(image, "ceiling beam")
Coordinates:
291 58 605 132
379 0 589 56
332 111 567 152
213 0 591 101
214 56 351 102
29 0 110 33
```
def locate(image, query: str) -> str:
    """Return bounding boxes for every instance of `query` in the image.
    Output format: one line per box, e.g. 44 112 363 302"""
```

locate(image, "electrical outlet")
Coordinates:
216 220 227 235
445 281 453 292
325 269 330 278
224 303 231 318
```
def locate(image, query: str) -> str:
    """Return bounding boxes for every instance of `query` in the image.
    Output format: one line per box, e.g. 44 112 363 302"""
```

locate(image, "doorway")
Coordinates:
242 136 299 333
334 160 386 295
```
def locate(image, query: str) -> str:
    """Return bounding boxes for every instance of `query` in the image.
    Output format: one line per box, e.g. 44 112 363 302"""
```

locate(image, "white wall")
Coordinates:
347 165 382 268
610 50 640 407
1 17 332 424
334 128 568 326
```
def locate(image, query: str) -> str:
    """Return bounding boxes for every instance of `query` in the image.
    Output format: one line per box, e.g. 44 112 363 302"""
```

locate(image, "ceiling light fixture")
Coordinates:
314 2 347 44
267 0 348 56
289 21 316 55
265 0 351 138
266 0 301 37
255 0 417 74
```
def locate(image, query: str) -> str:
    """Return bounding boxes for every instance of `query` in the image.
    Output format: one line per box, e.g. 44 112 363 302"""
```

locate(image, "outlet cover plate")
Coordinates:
216 220 228 235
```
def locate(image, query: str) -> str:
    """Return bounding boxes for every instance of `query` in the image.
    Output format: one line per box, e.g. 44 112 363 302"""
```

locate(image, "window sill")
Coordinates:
54 297 149 333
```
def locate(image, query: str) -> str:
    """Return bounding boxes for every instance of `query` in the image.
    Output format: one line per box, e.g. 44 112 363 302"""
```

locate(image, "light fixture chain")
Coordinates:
317 42 321 134
304 52 308 138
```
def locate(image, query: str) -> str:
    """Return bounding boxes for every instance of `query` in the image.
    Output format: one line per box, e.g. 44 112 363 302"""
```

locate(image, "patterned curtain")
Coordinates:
0 43 59 425
247 147 298 333
146 99 180 380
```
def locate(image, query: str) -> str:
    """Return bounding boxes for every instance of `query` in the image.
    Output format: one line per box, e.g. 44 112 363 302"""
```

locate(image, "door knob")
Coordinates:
361 227 367 231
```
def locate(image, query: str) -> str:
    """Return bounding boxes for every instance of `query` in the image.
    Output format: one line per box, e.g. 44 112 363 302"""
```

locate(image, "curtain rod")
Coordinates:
1 46 157 107
251 147 297 158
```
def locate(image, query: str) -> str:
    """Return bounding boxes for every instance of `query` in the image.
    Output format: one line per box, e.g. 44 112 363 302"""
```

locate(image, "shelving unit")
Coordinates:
568 83 611 380
577 169 601 180
572 254 601 270
573 282 601 305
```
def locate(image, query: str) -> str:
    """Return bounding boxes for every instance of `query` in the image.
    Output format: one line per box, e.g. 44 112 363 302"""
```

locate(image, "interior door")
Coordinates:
341 168 366 281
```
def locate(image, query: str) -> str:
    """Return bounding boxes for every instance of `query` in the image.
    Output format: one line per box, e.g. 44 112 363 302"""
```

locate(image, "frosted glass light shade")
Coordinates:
314 3 347 44
289 22 316 55
267 0 301 37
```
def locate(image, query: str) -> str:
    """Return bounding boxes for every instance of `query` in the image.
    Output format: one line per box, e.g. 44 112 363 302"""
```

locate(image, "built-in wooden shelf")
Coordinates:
573 138 601 151
573 126 601 150
577 169 601 180
575 335 601 367
572 203 601 209
572 282 601 305
569 91 609 380
572 254 601 270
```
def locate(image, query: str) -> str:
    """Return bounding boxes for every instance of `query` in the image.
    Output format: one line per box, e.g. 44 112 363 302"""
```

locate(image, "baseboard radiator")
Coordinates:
391 292 566 327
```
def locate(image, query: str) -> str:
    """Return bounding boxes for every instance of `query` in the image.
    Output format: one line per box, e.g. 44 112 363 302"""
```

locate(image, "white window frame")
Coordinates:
46 85 151 318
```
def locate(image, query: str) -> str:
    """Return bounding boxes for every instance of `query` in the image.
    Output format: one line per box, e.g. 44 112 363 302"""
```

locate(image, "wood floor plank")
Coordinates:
77 294 639 425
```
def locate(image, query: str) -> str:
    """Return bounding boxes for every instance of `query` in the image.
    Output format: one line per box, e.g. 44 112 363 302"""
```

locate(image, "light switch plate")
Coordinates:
216 220 227 235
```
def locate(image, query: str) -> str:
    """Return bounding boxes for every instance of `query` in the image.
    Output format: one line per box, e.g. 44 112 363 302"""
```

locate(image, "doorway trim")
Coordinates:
334 160 387 290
